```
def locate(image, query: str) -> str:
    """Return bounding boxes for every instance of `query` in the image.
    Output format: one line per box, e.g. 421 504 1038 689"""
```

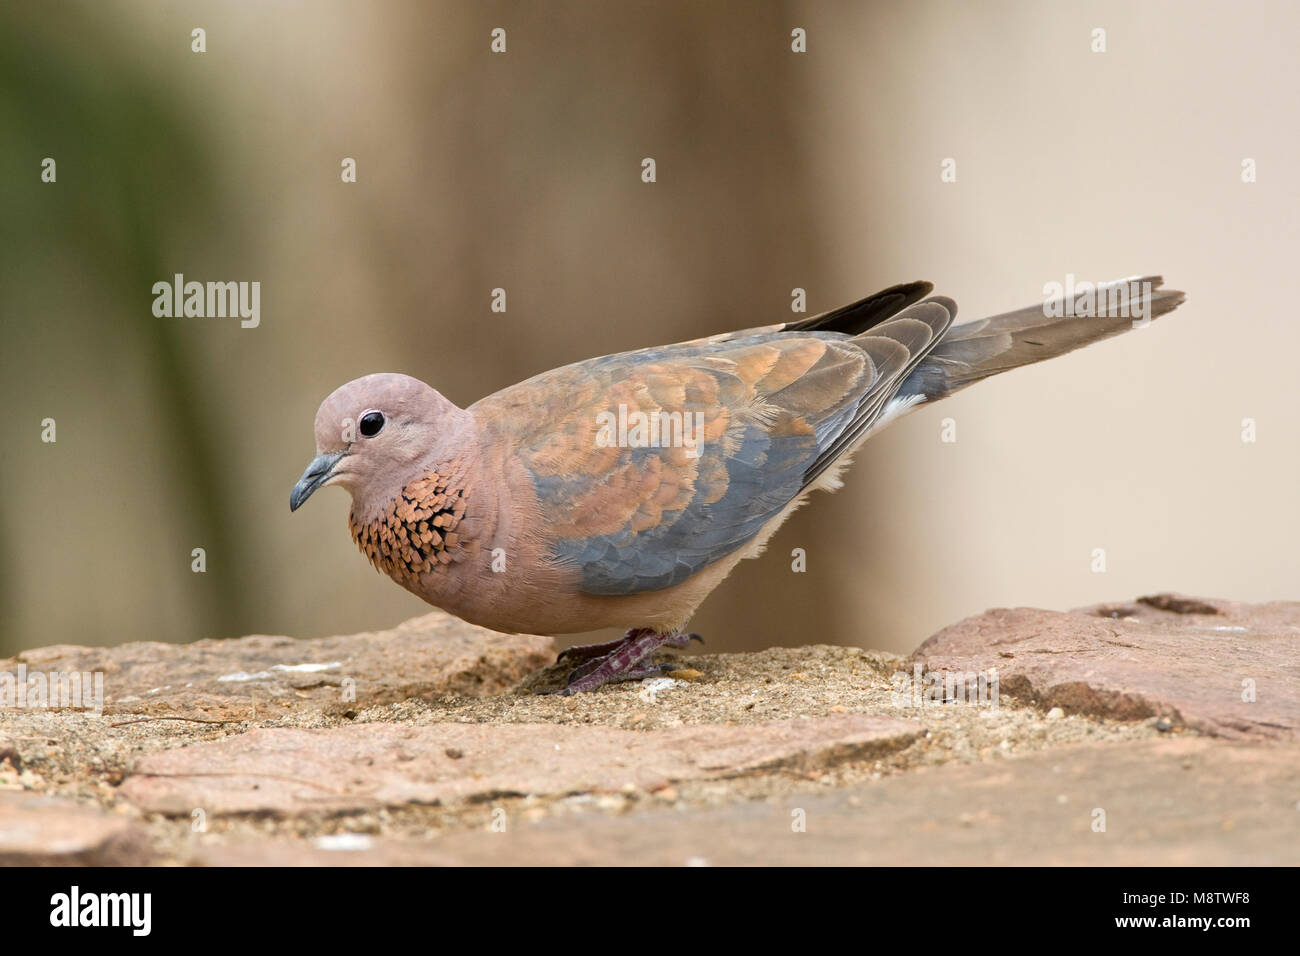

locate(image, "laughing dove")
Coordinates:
292 276 1185 693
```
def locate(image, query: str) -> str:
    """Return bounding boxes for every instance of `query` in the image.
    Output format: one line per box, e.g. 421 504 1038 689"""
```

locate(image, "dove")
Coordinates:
292 276 1185 693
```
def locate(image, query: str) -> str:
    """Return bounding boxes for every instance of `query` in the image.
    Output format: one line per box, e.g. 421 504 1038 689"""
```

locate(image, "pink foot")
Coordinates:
558 629 703 695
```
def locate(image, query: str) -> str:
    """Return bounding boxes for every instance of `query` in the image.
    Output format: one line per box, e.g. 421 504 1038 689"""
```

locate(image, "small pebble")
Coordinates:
314 833 373 852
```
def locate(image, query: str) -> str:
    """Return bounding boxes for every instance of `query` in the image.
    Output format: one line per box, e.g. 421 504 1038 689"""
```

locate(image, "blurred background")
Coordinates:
3 0 1297 658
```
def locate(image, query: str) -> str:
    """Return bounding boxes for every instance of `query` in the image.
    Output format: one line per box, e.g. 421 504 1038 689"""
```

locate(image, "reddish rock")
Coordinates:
180 739 1300 866
0 792 152 865
417 739 1300 866
910 594 1300 739
2 611 554 720
120 715 919 815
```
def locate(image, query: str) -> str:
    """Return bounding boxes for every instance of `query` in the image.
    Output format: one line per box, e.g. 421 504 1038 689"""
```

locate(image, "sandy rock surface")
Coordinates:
1 593 1295 865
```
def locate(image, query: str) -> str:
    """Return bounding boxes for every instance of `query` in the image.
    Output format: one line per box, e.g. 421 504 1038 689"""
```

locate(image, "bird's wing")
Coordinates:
475 297 954 596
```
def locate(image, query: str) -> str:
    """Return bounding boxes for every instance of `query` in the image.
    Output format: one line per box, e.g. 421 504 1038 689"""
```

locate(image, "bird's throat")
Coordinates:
349 471 471 583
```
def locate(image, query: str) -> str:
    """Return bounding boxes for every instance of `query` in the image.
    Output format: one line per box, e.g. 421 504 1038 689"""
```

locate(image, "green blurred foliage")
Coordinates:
0 5 252 649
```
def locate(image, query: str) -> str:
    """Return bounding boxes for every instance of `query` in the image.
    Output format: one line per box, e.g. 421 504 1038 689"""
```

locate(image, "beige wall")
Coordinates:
3 1 1296 657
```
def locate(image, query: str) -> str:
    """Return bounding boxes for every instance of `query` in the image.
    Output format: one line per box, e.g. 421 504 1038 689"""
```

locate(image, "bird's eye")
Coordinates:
359 411 386 438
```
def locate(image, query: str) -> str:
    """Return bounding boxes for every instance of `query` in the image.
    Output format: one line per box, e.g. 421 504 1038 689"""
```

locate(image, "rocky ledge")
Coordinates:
1 594 1296 865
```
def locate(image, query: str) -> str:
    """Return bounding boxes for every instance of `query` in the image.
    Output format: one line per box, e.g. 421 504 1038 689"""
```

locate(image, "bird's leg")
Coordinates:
559 631 700 666
561 630 665 694
559 630 703 695
563 628 656 684
556 633 646 664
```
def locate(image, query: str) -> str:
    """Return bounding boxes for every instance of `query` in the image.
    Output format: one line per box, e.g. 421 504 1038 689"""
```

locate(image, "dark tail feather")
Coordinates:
902 275 1186 402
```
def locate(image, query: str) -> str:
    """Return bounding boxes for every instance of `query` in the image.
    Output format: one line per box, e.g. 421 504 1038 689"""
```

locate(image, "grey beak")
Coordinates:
290 450 345 512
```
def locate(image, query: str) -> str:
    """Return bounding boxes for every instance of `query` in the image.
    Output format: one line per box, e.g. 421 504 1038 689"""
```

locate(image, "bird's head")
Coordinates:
290 372 466 513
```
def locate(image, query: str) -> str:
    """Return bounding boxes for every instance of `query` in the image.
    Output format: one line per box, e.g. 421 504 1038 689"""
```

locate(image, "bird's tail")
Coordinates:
901 275 1186 403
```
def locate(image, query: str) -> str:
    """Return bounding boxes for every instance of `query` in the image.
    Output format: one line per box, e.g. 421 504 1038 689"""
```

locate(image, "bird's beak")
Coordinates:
290 450 346 512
